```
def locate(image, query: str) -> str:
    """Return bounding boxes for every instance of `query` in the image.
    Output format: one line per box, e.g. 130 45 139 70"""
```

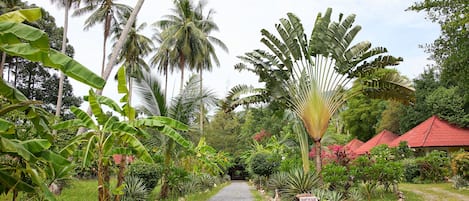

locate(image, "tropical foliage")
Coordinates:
227 8 414 174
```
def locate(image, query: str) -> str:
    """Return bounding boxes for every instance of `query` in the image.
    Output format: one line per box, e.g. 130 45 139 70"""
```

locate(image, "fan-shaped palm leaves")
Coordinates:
228 8 415 174
134 70 217 198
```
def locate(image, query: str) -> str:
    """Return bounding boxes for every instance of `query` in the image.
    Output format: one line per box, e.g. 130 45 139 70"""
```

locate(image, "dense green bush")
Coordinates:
127 162 162 190
402 159 420 182
322 163 349 192
248 151 280 177
415 150 450 182
350 155 403 191
451 151 469 180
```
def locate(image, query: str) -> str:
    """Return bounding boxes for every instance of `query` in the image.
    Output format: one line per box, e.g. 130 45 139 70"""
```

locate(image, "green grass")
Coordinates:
250 189 265 201
184 182 230 201
399 182 469 201
57 179 99 201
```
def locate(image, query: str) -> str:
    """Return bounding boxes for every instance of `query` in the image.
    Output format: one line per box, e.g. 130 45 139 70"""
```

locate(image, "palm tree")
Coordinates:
228 8 414 175
150 30 175 98
135 70 217 198
154 0 207 92
111 12 153 104
73 0 132 76
193 1 227 137
49 0 82 136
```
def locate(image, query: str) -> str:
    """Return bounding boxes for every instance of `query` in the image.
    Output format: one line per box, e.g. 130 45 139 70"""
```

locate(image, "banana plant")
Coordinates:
53 67 189 201
1 80 72 201
0 8 105 89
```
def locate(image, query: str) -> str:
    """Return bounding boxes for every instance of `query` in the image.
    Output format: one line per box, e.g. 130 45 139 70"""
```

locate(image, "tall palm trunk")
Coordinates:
164 65 168 98
54 4 70 135
160 140 174 199
98 0 145 96
199 69 203 137
0 52 5 79
179 55 185 92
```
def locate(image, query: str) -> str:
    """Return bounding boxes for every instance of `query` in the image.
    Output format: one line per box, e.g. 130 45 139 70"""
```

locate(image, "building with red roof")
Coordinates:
355 130 399 155
344 138 364 155
389 116 469 152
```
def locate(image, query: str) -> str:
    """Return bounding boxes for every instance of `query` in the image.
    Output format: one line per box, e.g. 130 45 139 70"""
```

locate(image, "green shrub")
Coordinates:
402 159 420 182
415 150 450 182
248 151 280 177
451 151 469 180
322 163 349 192
122 175 148 201
168 166 190 196
127 162 162 190
350 155 403 191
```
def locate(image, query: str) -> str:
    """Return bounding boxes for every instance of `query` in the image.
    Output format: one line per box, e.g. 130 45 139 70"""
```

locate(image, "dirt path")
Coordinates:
208 181 254 201
401 183 469 201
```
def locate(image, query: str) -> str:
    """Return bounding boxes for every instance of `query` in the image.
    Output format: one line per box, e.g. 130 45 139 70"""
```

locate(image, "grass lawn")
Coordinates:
399 182 469 201
56 179 229 201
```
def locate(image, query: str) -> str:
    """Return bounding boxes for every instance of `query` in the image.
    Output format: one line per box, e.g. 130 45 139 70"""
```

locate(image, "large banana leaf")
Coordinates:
0 118 13 134
0 8 41 22
118 132 153 163
0 170 35 193
0 8 105 89
0 80 28 103
0 137 37 162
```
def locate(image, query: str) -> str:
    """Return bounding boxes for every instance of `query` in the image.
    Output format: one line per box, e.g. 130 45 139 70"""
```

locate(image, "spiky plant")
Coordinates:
227 8 415 175
122 175 148 201
283 168 320 200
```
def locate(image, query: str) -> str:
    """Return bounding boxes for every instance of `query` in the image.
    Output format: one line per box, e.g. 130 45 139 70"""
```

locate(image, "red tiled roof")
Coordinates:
344 138 364 152
355 130 399 155
389 116 469 148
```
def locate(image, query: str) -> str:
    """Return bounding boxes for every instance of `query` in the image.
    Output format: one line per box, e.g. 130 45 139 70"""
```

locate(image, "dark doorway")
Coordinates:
228 164 249 180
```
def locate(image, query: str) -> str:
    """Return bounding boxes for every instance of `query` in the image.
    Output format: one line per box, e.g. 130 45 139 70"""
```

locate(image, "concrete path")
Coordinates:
208 181 254 201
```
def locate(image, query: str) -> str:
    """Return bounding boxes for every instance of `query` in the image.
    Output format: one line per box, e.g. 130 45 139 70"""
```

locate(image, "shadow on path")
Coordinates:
208 181 254 201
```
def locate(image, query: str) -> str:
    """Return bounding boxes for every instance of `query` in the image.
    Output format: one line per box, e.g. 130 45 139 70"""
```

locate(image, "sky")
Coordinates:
28 0 439 108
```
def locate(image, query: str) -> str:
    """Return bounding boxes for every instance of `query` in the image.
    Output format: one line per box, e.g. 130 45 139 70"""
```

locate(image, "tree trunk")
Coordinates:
114 156 126 201
98 0 145 96
97 158 106 201
199 69 203 137
179 56 185 93
164 65 168 99
54 6 70 136
314 139 323 185
160 140 173 199
1 52 6 79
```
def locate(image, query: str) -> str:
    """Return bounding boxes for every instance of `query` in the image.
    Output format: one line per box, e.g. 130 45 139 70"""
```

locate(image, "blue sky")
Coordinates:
29 0 439 105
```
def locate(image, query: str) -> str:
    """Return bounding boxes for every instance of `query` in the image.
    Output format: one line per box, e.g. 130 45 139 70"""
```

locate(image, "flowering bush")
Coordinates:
252 129 271 142
309 144 357 166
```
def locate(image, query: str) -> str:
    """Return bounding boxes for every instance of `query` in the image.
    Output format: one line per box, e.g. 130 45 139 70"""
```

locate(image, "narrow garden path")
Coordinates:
400 183 469 201
208 181 254 201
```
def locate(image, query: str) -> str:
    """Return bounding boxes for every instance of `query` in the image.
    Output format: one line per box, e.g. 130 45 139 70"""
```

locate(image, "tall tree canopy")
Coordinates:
409 0 469 112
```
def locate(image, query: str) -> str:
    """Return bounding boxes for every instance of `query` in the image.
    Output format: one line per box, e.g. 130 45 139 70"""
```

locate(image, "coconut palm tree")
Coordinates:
111 12 153 105
135 70 217 198
73 0 132 76
227 8 415 175
154 0 206 92
150 30 175 98
49 0 82 136
193 1 227 137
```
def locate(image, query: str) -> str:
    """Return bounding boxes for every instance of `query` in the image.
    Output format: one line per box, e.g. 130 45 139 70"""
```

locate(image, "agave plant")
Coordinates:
226 8 414 175
282 168 320 200
122 175 148 201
